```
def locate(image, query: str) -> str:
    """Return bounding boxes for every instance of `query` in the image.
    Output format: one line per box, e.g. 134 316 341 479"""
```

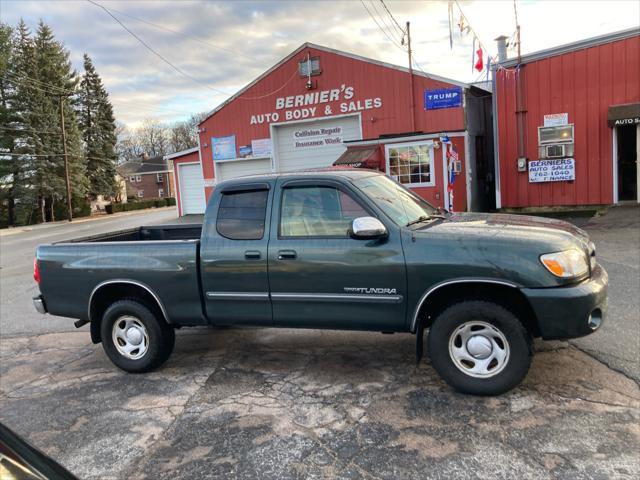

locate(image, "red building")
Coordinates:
494 28 640 209
172 42 495 215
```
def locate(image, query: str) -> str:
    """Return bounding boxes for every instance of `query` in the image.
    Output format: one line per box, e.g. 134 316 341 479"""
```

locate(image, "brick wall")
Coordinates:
125 172 173 200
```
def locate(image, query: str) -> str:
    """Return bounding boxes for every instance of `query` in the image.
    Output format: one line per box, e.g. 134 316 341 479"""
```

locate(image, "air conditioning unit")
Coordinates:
546 144 566 158
539 142 574 159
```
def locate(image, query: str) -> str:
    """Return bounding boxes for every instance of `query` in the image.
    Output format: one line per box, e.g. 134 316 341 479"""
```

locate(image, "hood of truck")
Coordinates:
414 212 591 252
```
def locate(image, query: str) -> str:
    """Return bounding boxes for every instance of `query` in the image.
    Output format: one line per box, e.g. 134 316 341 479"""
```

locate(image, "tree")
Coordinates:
30 20 86 222
77 53 117 198
168 112 206 153
136 118 169 158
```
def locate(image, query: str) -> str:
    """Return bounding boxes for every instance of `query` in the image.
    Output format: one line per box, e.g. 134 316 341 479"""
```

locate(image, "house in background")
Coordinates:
118 154 174 201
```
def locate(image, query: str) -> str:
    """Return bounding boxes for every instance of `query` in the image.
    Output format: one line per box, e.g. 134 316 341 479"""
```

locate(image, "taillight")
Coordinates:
34 258 41 284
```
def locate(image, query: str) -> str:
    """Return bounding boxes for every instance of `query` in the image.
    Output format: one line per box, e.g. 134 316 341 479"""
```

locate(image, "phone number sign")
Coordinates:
528 158 575 183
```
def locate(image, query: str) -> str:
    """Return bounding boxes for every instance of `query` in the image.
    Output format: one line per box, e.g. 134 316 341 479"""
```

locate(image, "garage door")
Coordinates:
216 157 272 183
179 163 206 215
275 115 361 172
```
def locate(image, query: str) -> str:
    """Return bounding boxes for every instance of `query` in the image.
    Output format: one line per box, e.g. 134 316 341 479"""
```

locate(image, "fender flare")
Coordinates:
410 278 521 333
88 279 170 324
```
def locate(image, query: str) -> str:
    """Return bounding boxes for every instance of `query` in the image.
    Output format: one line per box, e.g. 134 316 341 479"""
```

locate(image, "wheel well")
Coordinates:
414 282 540 337
89 283 168 344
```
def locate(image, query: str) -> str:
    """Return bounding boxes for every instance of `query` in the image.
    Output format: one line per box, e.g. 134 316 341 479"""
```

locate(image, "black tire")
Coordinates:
100 299 175 373
427 300 532 395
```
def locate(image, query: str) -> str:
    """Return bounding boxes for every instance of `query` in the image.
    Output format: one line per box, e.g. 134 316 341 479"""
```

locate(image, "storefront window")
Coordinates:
385 142 435 187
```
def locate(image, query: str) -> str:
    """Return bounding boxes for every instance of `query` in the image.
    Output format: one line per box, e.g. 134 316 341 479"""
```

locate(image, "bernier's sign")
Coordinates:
249 85 382 125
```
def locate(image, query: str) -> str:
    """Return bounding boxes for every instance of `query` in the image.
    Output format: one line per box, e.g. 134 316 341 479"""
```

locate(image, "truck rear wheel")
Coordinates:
427 300 532 395
100 299 175 373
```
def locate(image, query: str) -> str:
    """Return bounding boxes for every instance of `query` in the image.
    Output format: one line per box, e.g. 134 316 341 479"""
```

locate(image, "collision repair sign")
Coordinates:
424 87 462 110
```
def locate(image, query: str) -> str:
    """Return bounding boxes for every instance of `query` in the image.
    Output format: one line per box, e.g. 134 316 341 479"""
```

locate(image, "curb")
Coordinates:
0 207 177 237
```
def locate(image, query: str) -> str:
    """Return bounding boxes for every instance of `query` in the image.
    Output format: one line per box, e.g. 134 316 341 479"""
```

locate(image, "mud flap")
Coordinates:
416 324 425 365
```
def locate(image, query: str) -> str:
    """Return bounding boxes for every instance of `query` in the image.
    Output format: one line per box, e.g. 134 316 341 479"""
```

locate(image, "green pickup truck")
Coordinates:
33 169 608 395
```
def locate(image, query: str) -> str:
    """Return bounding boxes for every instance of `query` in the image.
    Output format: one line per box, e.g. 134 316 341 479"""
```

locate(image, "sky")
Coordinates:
1 0 639 128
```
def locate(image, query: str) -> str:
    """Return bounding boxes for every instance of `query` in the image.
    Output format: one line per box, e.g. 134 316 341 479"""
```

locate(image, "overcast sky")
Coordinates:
1 0 638 128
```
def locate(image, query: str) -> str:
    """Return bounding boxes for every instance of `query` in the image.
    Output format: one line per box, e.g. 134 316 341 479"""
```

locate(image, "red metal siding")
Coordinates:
171 151 200 216
198 46 466 204
496 35 640 207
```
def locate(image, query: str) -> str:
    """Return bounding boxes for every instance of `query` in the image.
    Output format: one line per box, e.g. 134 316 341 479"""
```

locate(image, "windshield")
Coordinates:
353 174 439 226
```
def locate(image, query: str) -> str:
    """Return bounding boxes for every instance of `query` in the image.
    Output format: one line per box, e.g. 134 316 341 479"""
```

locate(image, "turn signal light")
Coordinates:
33 258 41 284
542 258 564 277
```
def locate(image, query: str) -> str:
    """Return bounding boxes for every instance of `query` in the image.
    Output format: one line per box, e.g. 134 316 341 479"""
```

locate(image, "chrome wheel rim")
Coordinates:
112 316 149 360
448 321 510 378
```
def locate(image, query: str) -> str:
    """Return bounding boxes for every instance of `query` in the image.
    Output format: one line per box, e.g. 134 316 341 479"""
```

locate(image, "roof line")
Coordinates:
199 42 469 125
164 147 199 160
499 27 639 68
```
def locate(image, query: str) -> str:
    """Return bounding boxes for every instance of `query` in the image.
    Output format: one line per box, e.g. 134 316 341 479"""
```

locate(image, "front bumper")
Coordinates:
522 264 608 340
33 295 47 314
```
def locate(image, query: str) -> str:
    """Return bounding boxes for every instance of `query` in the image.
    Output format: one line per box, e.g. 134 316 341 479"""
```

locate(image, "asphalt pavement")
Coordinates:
0 205 638 479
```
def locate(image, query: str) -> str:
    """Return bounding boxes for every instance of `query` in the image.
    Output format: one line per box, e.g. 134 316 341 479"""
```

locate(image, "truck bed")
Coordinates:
59 224 203 243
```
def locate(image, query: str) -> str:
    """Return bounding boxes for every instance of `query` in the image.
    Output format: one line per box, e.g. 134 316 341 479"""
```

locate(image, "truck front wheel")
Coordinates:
427 300 532 395
100 299 175 373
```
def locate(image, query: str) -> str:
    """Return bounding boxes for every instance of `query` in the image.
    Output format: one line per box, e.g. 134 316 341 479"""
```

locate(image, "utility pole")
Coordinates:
58 96 73 222
406 21 416 132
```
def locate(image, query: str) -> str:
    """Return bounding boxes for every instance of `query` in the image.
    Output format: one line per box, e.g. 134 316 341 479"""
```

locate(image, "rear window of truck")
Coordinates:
217 190 268 240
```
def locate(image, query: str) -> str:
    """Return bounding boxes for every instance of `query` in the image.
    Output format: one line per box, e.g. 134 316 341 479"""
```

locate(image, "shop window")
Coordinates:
217 190 268 240
137 190 144 198
280 186 367 237
158 188 164 198
385 142 435 187
299 56 321 76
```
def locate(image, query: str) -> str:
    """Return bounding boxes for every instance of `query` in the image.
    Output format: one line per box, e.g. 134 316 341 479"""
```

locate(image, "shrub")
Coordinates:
166 197 176 206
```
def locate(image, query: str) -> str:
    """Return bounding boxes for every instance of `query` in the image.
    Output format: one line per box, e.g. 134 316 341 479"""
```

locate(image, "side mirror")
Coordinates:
350 216 388 239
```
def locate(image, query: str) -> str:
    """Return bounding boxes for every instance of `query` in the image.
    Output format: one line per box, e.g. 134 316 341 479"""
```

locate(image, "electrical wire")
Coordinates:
379 0 406 37
236 67 300 101
360 0 406 52
87 0 231 97
86 1 258 63
370 0 403 45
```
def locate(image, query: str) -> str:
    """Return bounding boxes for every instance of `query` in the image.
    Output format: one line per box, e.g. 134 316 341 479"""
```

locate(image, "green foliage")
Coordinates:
104 197 175 214
0 19 118 227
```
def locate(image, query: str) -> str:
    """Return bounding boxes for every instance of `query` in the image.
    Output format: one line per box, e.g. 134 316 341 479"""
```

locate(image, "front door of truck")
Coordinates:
200 182 273 325
267 179 407 331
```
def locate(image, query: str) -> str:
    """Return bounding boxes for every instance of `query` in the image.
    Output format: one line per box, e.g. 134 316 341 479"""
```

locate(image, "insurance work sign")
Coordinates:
424 87 463 110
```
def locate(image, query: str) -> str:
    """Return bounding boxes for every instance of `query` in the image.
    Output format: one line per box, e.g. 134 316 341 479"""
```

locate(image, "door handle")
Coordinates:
244 250 261 260
277 249 297 260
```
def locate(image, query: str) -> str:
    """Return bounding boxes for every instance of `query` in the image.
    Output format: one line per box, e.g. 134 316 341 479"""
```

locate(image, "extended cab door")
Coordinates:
267 178 407 331
200 182 273 325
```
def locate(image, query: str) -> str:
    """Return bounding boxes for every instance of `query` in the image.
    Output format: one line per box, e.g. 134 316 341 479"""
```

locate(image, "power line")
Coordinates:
370 0 403 45
87 0 231 97
379 0 406 36
88 1 258 63
359 0 406 52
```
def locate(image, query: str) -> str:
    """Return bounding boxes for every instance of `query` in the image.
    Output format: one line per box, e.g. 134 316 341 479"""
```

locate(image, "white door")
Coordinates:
274 115 361 172
216 157 272 183
179 163 206 215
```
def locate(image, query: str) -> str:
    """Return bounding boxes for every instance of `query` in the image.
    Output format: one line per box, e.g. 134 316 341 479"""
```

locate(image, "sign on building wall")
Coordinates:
293 126 343 149
543 113 569 126
212 135 236 161
424 87 462 110
528 158 575 183
239 145 252 158
251 138 272 157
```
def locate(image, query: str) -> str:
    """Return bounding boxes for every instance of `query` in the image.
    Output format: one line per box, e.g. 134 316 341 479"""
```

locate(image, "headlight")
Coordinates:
540 249 589 278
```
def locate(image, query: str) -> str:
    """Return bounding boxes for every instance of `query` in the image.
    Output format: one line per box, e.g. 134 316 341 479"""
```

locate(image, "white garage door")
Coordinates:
275 115 361 172
179 163 206 215
216 157 272 183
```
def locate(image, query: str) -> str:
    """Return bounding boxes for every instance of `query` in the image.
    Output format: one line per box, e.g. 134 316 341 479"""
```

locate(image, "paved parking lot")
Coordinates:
1 206 638 479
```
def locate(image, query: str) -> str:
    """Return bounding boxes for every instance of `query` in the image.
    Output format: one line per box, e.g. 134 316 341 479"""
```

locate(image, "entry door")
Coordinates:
200 183 273 325
267 179 407 331
617 125 639 202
